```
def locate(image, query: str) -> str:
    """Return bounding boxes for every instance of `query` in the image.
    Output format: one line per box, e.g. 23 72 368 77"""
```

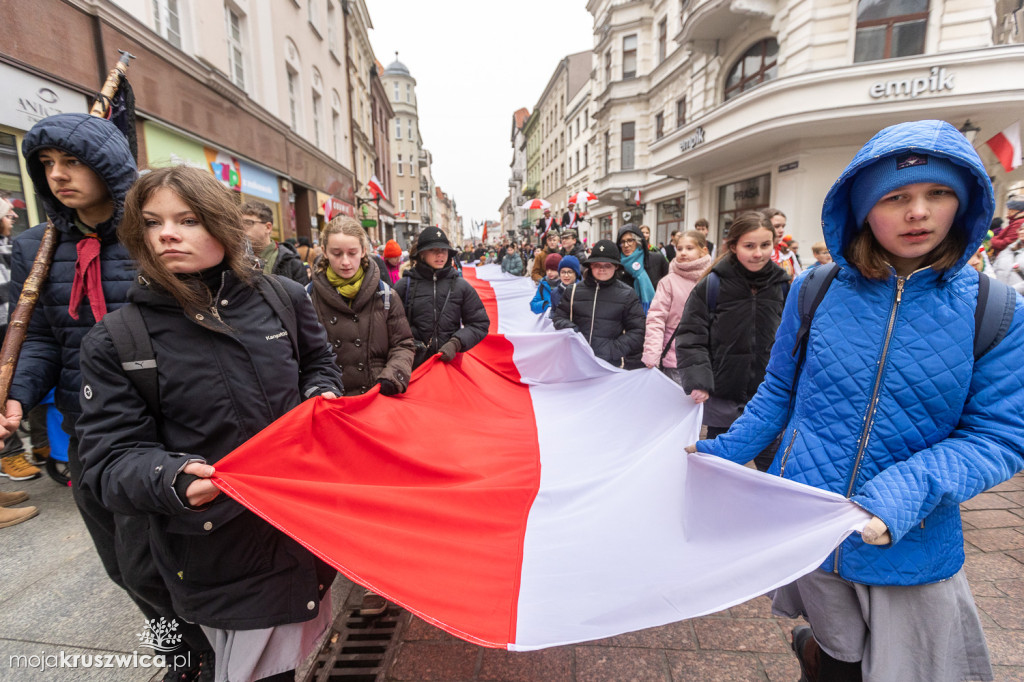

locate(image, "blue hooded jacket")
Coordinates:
697 120 1024 585
10 114 138 424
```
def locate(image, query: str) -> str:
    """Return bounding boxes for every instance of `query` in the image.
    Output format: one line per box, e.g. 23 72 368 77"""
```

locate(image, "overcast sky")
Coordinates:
369 1 594 236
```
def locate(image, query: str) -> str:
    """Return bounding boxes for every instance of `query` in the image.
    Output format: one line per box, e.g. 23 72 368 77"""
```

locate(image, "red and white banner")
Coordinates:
211 264 870 650
985 121 1022 173
367 174 388 201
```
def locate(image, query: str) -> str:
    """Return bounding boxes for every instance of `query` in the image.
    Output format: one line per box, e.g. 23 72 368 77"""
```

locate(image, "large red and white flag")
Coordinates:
211 265 870 650
985 121 1022 173
367 174 388 201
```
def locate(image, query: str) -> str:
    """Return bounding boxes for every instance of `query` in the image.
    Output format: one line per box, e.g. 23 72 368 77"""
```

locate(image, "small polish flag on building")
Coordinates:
212 265 870 650
985 121 1022 173
634 188 642 205
321 199 334 222
367 174 388 201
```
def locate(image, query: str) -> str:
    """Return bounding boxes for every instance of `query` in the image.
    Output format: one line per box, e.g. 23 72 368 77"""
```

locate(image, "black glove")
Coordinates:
438 338 461 362
377 378 400 396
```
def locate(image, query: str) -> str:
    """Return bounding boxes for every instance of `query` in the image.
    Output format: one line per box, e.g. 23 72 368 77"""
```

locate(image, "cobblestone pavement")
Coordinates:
2 471 1022 681
381 472 1024 682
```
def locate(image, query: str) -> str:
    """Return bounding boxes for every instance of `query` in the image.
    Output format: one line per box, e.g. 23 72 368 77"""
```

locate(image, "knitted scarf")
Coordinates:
326 265 364 300
621 248 656 314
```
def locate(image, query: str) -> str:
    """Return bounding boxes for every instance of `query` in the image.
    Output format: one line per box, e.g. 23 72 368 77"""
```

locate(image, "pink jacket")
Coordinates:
642 255 711 368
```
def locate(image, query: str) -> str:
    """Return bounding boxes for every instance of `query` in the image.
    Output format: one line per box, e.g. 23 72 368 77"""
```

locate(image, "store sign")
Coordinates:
678 127 706 154
316 191 355 218
240 162 279 202
0 63 89 131
869 66 955 100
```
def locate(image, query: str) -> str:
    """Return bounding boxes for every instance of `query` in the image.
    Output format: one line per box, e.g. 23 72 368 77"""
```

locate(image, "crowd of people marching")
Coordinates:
0 111 1022 682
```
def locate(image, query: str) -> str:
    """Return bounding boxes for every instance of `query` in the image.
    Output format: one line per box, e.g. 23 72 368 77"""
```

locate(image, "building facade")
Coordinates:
505 107 530 242
587 0 1024 251
0 0 376 245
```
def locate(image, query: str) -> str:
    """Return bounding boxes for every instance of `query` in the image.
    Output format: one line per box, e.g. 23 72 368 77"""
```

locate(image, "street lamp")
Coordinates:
959 119 981 145
621 186 646 213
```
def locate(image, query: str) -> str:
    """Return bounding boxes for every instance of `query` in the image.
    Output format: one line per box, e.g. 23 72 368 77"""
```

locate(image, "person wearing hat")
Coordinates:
551 239 645 369
529 252 564 314
559 229 587 262
395 228 489 368
561 202 581 231
685 120 1024 681
989 197 1024 255
380 238 404 285
536 207 559 241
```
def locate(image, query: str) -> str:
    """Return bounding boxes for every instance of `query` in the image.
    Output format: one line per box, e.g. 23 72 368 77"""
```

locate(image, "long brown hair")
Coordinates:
700 211 771 279
121 166 256 324
316 216 371 275
845 223 966 279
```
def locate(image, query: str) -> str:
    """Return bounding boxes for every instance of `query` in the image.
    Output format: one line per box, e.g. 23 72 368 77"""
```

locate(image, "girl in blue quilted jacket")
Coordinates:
688 120 1024 681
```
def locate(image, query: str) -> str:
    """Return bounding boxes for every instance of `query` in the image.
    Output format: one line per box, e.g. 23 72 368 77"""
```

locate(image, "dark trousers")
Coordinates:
67 436 210 657
0 404 49 457
704 426 780 472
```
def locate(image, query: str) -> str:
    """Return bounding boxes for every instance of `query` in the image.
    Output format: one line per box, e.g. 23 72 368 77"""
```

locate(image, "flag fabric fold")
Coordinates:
211 263 871 650
367 174 388 201
985 121 1022 173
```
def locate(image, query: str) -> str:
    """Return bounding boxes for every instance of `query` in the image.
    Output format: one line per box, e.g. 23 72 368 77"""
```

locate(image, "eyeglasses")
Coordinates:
619 237 638 246
241 219 263 227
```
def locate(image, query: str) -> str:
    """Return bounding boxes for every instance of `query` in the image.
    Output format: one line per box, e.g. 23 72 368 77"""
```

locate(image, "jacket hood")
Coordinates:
22 113 138 241
821 119 993 279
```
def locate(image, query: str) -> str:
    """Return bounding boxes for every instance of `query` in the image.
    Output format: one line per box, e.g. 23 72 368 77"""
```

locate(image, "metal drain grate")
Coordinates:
303 603 405 682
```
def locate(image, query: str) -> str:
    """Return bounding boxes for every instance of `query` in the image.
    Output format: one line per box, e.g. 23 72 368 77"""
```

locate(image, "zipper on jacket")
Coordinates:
834 275 905 574
778 428 798 477
209 270 229 322
588 282 599 344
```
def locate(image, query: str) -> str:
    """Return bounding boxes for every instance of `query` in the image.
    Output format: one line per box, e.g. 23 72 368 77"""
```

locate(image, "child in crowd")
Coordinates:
688 120 1024 681
675 211 790 470
380 238 403 285
530 252 563 314
395 228 490 368
809 240 832 268
553 255 581 313
77 165 343 682
501 242 525 276
642 230 712 384
552 240 645 369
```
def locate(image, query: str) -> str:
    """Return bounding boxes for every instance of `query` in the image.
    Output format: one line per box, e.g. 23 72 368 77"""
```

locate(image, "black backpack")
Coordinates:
104 275 300 416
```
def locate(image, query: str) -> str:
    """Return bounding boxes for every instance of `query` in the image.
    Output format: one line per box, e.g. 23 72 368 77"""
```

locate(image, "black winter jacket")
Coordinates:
10 114 138 424
273 242 309 285
395 260 489 366
675 256 789 403
76 272 343 629
616 225 669 290
551 272 646 369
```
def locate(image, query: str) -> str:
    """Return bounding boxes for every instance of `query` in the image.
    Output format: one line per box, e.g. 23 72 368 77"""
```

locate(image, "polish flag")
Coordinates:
634 188 642 206
211 264 870 650
321 199 333 222
367 174 388 201
985 122 1022 173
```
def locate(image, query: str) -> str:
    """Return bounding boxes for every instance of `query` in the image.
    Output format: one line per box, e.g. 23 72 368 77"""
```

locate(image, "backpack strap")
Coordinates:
378 279 391 310
791 263 839 358
256 275 301 362
974 274 1015 360
705 271 720 313
104 303 160 417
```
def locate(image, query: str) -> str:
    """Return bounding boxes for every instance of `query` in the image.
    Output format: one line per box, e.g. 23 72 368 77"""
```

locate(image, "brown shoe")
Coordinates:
0 505 38 529
0 490 29 507
1 454 41 481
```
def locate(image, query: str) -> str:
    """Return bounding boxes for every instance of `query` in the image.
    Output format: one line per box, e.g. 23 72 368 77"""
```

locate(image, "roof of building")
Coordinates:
384 56 410 76
513 108 530 130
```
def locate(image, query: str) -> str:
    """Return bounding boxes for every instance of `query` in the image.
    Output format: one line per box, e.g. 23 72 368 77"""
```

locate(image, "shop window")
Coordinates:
621 122 635 171
724 39 778 102
0 133 32 236
854 0 928 63
623 35 638 79
657 197 685 247
717 174 771 240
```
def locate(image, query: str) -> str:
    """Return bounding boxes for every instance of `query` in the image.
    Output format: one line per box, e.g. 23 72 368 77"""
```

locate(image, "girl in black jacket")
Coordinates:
77 166 344 682
552 239 646 369
395 228 490 368
675 211 790 469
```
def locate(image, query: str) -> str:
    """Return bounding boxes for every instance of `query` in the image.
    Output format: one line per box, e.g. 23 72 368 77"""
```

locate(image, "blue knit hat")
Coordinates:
849 152 972 227
558 255 581 280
